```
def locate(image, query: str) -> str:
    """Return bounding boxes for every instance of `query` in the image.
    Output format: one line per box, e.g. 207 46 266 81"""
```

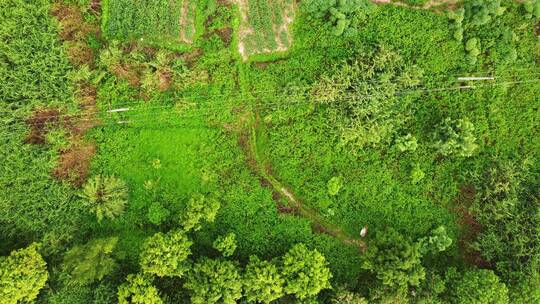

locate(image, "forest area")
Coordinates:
0 0 539 303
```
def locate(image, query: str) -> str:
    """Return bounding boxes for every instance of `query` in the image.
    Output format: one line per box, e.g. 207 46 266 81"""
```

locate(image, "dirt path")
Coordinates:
238 111 365 250
179 0 192 43
371 0 458 11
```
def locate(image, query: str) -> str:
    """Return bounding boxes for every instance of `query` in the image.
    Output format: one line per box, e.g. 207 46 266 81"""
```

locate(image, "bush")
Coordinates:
0 243 48 304
213 233 237 257
117 274 163 304
243 256 285 304
140 230 192 277
450 269 509 304
433 118 478 158
62 237 118 285
282 243 332 300
184 258 243 304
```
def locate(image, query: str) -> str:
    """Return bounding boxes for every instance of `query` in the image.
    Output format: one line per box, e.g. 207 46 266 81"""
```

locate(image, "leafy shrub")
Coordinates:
0 243 48 304
179 193 220 232
419 226 453 254
140 230 192 277
147 202 170 226
281 243 332 300
184 258 243 304
327 176 343 196
117 274 163 304
450 269 509 304
243 256 284 303
433 118 478 158
79 175 128 222
213 233 237 257
62 237 118 285
396 134 418 153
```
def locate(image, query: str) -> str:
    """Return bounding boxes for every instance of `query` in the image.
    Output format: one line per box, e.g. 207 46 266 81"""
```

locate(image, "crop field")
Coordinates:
236 0 296 59
103 0 199 45
2 0 540 303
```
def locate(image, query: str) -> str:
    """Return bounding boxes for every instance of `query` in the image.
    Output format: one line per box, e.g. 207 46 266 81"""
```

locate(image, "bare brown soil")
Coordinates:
24 109 62 145
451 184 492 268
66 41 95 67
53 141 96 187
110 63 142 87
157 70 173 92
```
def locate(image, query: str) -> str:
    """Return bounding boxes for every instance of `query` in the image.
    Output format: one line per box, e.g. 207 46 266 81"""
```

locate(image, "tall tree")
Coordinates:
362 228 425 295
140 230 192 277
281 243 332 300
184 258 242 304
0 243 48 304
179 193 220 232
62 237 118 285
118 274 163 304
243 256 284 303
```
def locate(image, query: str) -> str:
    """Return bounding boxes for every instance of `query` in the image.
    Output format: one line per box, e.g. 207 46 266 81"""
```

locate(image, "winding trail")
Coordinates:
238 111 365 250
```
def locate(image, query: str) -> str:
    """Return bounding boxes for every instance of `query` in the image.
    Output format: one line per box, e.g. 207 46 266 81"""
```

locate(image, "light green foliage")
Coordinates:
362 228 425 293
0 243 48 304
80 175 128 222
147 201 170 225
433 118 478 158
464 0 505 26
213 233 237 257
140 230 192 277
243 256 285 303
117 274 163 304
63 237 118 285
524 0 540 19
184 258 243 304
419 226 453 254
410 165 425 184
509 272 540 304
327 176 343 196
450 269 509 304
312 46 423 152
396 134 418 153
303 0 368 36
179 193 220 232
282 244 332 299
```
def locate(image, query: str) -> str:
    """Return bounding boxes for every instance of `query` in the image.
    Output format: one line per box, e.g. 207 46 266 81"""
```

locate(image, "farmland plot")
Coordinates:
103 0 198 45
236 0 296 60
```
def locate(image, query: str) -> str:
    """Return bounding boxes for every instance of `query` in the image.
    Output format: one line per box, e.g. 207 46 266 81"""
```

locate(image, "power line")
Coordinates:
0 78 538 139
2 72 539 126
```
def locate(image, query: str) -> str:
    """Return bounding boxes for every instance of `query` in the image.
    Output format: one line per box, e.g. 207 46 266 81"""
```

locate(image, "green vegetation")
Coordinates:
1 0 539 302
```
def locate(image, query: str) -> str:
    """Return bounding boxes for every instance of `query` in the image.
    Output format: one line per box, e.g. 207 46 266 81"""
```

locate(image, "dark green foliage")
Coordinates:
184 258 243 304
140 230 192 277
62 237 118 285
117 274 163 304
471 160 540 281
362 228 425 295
0 0 83 255
243 256 284 303
0 243 48 304
450 269 509 304
80 175 128 222
281 243 332 300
